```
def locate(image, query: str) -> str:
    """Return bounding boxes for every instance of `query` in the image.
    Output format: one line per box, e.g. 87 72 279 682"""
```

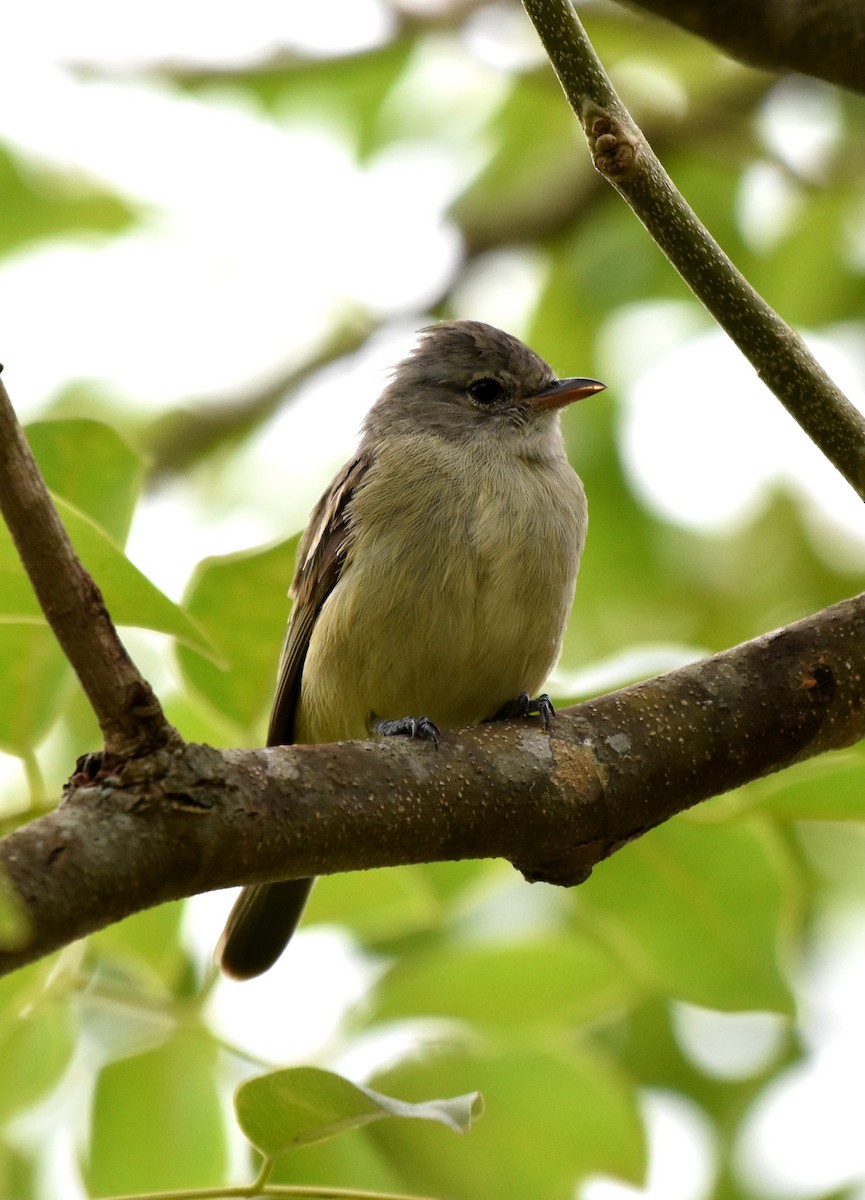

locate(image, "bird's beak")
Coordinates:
530 376 606 412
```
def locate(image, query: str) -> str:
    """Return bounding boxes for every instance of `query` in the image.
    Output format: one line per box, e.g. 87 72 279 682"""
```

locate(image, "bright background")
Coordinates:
2 2 865 1198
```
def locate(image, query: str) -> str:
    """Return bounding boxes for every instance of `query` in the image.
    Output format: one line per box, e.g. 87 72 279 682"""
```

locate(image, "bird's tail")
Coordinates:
215 877 315 980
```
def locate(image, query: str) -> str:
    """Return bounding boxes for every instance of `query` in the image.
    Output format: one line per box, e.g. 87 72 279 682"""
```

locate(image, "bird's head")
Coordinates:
364 320 605 453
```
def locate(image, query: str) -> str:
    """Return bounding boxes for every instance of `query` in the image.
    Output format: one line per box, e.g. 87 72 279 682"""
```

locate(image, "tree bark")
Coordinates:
621 0 865 96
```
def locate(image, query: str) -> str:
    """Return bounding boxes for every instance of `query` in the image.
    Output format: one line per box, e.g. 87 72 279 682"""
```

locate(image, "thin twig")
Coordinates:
522 0 865 502
0 372 178 759
96 1183 443 1200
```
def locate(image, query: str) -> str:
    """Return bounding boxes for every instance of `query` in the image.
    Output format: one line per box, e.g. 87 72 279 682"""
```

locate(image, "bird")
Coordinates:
215 319 605 980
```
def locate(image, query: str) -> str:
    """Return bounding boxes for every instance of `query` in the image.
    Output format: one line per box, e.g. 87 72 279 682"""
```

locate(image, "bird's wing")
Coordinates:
266 450 371 746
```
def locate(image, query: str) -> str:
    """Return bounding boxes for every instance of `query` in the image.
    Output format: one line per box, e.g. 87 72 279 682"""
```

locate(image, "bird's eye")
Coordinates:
468 377 507 405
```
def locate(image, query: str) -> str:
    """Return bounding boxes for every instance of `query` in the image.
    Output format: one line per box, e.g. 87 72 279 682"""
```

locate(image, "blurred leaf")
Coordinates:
0 1136 36 1200
452 70 589 250
371 1045 644 1199
176 536 299 734
0 146 133 259
533 206 677 362
0 624 70 755
289 41 415 159
663 150 743 260
85 1028 225 1194
0 573 44 624
746 186 862 327
184 41 414 159
303 865 444 942
792 822 865 904
269 1118 409 1192
162 687 243 746
0 496 214 657
413 858 491 905
235 1066 482 1156
757 752 865 821
90 900 189 988
560 441 682 666
0 966 76 1121
580 815 796 1012
370 934 634 1030
25 418 144 545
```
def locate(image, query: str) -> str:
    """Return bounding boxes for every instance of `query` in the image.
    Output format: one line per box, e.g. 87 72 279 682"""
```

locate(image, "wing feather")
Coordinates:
266 451 371 746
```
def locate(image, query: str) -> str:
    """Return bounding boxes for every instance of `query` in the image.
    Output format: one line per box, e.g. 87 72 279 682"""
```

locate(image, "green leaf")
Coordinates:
235 1066 482 1157
0 496 214 658
183 40 414 159
302 865 445 943
579 815 795 1012
176 536 298 733
85 1028 226 1194
0 145 133 259
0 572 46 626
370 1046 644 1199
452 70 589 247
268 1120 410 1193
755 751 865 820
25 418 144 545
57 499 213 654
89 900 189 988
0 966 76 1121
0 624 70 755
745 186 861 327
0 1135 36 1200
370 934 634 1029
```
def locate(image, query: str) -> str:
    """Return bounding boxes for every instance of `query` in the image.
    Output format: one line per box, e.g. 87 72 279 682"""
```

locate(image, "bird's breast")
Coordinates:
295 434 587 743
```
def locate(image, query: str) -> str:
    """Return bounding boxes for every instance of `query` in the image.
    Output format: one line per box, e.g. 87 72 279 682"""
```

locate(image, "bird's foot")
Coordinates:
372 715 441 748
490 691 555 731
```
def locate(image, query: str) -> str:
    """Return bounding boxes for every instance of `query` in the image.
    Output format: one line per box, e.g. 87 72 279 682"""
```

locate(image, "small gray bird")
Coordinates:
216 320 604 980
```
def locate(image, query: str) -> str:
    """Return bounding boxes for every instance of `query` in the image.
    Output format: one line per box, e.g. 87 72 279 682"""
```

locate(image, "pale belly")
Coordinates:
294 439 587 744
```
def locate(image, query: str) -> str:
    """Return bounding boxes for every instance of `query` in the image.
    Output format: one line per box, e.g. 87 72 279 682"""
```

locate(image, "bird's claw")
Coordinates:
372 714 441 747
491 691 555 731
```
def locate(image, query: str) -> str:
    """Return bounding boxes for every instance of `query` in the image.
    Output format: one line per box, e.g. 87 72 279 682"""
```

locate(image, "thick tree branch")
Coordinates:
622 0 865 97
523 0 865 502
1 591 863 976
0 374 178 759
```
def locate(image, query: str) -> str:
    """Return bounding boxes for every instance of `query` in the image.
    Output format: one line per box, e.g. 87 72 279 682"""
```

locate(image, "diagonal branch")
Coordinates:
523 0 865 502
0 372 178 760
1 590 863 976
